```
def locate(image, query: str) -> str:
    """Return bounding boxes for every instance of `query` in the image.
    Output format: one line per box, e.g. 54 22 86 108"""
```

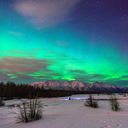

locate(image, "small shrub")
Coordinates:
123 93 127 97
109 95 120 111
18 98 43 123
0 98 4 106
84 95 98 108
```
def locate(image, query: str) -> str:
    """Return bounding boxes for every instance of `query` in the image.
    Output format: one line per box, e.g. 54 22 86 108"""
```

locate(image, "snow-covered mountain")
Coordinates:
30 80 128 93
88 82 127 93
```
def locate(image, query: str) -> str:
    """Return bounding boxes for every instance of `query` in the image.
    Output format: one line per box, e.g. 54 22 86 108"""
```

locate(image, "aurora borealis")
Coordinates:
0 0 128 86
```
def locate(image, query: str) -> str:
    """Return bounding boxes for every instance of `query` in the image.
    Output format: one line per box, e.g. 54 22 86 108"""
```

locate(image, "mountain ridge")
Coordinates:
30 80 128 93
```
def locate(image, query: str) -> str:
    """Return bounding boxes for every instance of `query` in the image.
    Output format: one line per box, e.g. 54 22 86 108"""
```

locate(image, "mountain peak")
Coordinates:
30 80 127 93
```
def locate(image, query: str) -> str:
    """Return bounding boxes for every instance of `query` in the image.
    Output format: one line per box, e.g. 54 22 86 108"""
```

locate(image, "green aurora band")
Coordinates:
0 0 128 86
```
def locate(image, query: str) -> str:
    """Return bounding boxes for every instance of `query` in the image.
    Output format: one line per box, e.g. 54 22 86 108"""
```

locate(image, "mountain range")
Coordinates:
30 80 128 93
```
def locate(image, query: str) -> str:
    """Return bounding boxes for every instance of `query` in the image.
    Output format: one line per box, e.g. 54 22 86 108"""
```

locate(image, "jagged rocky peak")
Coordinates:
30 80 127 93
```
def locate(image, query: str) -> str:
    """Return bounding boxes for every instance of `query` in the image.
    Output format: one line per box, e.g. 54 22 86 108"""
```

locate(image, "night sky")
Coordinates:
0 0 128 86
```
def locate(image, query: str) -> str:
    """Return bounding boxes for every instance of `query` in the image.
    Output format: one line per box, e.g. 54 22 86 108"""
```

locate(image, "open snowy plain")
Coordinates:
0 94 128 128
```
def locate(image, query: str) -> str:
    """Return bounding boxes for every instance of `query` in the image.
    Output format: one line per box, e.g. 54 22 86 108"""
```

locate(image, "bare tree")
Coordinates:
17 98 43 123
109 94 120 111
84 94 98 108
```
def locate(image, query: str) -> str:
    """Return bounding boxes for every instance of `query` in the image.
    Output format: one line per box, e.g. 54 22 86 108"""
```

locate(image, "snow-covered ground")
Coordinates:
1 94 128 128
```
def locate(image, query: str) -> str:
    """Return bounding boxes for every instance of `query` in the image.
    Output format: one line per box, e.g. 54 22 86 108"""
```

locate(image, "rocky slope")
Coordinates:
31 80 127 93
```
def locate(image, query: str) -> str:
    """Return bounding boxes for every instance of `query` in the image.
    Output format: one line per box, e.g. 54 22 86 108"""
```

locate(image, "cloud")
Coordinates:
57 42 69 47
14 0 81 27
0 57 63 83
8 31 21 36
4 50 30 55
0 71 10 82
0 57 49 73
120 75 128 79
3 49 37 58
69 70 106 82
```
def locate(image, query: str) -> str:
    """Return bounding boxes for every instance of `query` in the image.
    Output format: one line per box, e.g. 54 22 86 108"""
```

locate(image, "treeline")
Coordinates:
0 82 110 100
0 82 72 99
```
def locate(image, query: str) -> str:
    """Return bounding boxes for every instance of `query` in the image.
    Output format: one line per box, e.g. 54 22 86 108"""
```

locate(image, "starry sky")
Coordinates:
0 0 128 86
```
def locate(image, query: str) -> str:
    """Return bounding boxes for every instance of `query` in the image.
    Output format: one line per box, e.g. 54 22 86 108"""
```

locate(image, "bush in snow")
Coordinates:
18 98 43 123
109 94 120 111
84 94 98 108
123 93 127 97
